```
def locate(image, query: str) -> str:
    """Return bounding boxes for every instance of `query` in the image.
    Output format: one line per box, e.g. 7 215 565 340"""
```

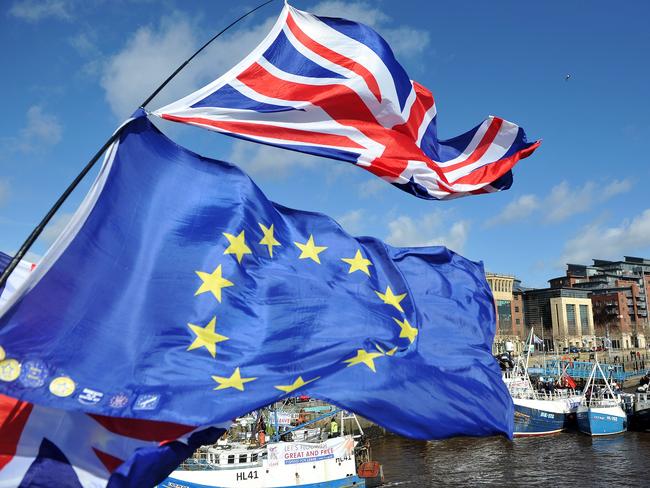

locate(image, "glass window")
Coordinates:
579 304 589 334
227 455 235 464
497 300 512 333
566 304 576 335
251 453 258 462
239 454 247 463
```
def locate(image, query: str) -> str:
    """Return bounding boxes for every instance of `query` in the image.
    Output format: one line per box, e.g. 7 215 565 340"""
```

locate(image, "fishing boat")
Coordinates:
158 410 382 488
624 392 650 432
502 330 580 437
576 361 627 436
508 372 577 437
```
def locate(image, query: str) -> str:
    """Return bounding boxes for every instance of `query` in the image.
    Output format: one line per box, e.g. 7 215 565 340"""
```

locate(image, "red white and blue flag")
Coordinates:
154 3 539 200
0 394 225 488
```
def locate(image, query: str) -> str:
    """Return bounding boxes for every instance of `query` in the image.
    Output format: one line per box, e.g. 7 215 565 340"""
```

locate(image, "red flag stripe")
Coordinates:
92 447 124 474
0 394 33 470
286 12 383 103
161 114 365 150
439 117 503 174
89 414 195 443
452 141 541 186
391 82 435 140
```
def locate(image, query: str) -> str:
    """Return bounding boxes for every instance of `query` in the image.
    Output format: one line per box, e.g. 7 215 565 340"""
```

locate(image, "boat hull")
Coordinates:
513 398 567 437
159 436 365 488
577 405 627 436
159 475 365 488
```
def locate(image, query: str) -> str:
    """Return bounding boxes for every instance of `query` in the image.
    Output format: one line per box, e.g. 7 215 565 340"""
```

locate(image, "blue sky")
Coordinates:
1 0 649 288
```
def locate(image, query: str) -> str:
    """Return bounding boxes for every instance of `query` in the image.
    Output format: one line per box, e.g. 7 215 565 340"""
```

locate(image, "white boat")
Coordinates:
159 410 382 488
576 361 627 436
503 330 580 437
159 435 366 488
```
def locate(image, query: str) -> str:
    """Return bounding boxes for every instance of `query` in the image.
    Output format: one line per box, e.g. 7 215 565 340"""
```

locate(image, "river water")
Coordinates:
371 432 650 487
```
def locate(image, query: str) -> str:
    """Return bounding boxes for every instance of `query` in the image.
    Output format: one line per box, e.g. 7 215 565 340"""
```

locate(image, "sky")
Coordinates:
1 0 649 288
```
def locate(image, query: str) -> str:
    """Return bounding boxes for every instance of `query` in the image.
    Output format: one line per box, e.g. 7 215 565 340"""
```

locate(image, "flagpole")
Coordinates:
0 0 277 289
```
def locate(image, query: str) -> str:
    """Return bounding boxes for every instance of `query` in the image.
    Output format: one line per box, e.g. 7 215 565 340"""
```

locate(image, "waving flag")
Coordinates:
154 3 539 200
0 394 225 488
0 110 512 486
0 251 35 309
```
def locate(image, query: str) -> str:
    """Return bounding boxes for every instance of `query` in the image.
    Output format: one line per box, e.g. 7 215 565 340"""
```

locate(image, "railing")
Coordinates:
528 359 647 381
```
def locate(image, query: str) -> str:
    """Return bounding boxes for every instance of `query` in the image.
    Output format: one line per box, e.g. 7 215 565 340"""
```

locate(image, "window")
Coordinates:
251 453 258 462
566 304 576 335
239 454 247 463
579 304 589 334
515 318 520 325
497 300 512 333
227 455 235 464
514 306 520 313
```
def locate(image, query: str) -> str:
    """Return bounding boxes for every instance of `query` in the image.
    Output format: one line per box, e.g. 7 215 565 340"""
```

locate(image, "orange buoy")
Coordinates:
358 461 380 478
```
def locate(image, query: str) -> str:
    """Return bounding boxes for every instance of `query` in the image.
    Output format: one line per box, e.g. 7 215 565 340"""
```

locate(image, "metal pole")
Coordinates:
0 0 277 289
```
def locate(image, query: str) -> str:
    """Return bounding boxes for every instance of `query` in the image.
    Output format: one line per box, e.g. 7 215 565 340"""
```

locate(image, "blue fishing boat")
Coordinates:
576 361 626 436
503 330 579 437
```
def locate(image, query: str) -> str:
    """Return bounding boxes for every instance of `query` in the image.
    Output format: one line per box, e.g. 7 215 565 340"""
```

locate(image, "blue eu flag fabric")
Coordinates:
0 111 513 439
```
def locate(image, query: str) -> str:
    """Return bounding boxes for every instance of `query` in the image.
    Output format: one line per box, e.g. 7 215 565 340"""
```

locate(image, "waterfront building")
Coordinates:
522 287 595 352
549 256 649 349
485 272 525 353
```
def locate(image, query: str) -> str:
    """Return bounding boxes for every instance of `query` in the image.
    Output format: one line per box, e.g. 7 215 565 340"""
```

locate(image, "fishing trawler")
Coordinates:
576 361 627 436
501 331 580 437
159 410 382 488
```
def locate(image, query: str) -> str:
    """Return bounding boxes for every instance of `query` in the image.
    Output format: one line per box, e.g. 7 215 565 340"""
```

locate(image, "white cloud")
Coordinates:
229 140 320 179
101 13 278 119
560 209 650 264
1 106 63 154
0 180 9 206
544 181 596 223
9 0 71 22
358 179 388 198
101 1 430 119
312 1 430 57
488 178 634 226
337 209 365 234
485 194 539 227
602 179 633 199
69 32 99 57
41 212 73 243
385 212 469 252
101 17 199 119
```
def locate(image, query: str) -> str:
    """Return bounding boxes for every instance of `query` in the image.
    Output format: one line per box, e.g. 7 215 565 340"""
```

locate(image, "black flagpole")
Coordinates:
0 0 276 289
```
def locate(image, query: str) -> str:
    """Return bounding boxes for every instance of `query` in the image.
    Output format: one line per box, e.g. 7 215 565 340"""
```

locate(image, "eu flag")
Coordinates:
0 111 513 440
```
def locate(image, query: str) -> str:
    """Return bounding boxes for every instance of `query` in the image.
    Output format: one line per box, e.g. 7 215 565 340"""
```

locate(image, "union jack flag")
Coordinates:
154 3 540 200
0 394 225 488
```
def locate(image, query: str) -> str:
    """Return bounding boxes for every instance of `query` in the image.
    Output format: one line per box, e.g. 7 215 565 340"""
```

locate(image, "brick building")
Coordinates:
485 272 525 353
549 256 649 349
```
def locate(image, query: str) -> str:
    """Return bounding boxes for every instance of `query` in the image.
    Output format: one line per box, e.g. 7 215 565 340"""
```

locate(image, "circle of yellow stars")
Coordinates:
189 223 419 395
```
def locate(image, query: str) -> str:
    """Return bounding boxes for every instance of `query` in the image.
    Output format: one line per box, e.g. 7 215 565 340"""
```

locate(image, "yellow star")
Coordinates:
393 317 418 343
341 250 372 276
294 235 327 264
259 223 281 257
274 375 320 393
223 231 252 264
375 286 407 312
212 367 257 391
195 265 233 302
187 317 229 358
344 349 384 372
